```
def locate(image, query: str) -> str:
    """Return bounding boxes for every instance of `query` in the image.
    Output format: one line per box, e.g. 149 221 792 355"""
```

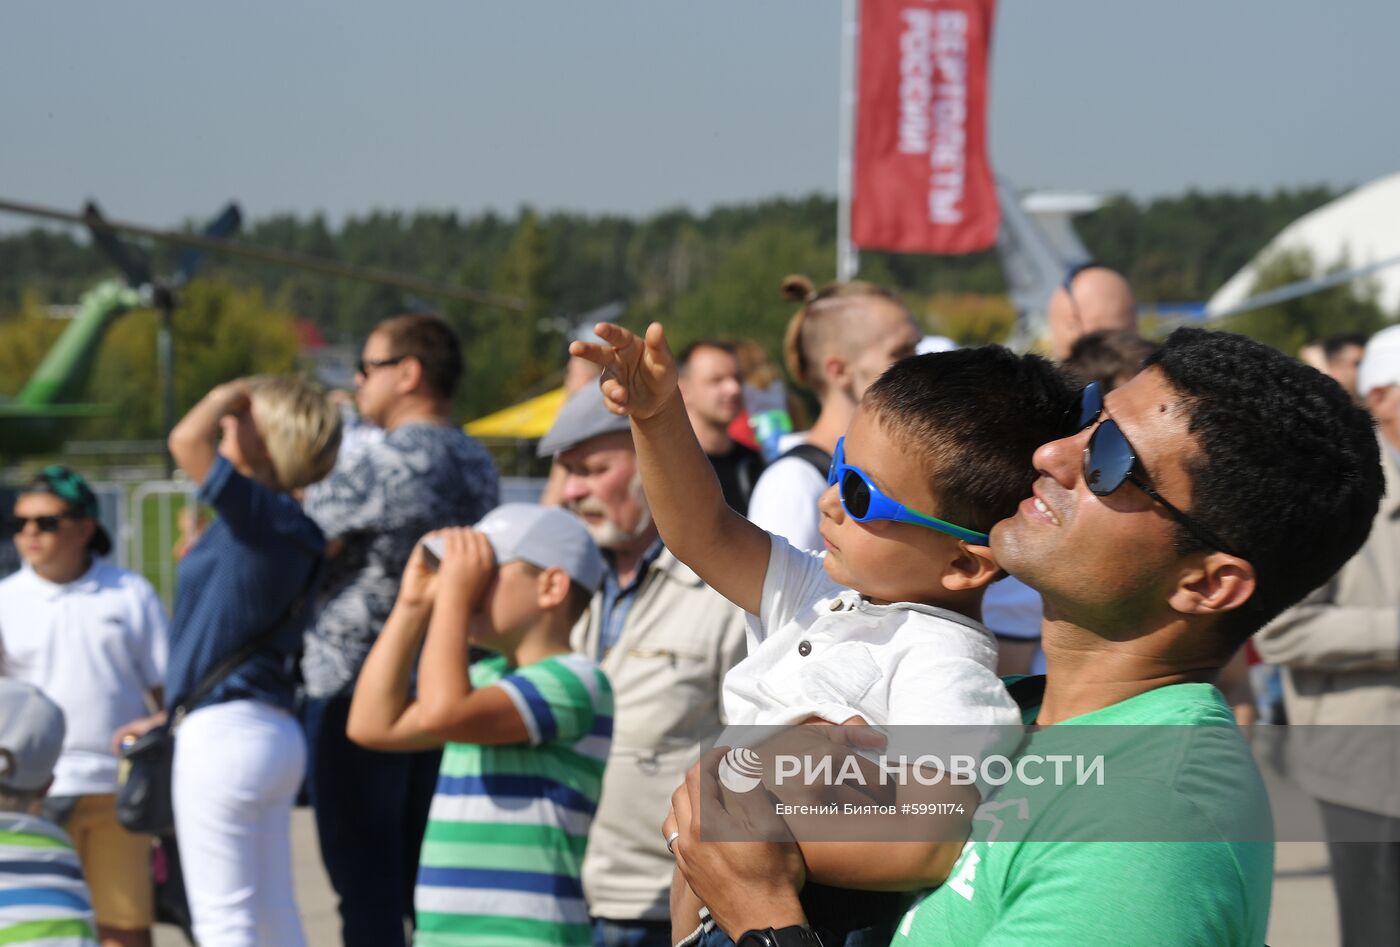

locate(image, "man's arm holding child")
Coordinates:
415 528 532 745
346 538 446 751
767 718 975 892
795 824 973 891
572 322 772 615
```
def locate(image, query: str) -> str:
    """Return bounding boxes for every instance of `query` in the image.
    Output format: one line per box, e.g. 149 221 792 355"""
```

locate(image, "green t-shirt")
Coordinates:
890 683 1274 947
414 653 613 947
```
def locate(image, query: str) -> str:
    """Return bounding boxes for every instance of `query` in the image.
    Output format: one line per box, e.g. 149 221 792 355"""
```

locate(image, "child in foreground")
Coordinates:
347 503 612 947
573 323 1075 946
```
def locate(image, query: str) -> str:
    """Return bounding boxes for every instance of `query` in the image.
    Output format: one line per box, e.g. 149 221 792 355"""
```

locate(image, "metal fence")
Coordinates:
127 480 199 609
1 476 546 606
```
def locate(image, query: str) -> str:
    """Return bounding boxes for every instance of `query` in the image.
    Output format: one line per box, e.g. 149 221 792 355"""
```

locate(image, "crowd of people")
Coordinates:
1 273 1397 947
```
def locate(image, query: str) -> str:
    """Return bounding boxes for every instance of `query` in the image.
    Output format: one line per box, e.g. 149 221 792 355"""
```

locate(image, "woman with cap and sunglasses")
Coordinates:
0 466 169 947
114 376 340 947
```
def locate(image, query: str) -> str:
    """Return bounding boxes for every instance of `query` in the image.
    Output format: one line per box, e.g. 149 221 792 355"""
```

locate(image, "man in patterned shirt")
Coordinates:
302 314 499 947
347 503 612 946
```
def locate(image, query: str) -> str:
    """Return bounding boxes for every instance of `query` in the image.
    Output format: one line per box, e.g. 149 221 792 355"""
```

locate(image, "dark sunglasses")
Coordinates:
1075 382 1240 557
356 355 406 377
827 438 990 544
6 514 75 535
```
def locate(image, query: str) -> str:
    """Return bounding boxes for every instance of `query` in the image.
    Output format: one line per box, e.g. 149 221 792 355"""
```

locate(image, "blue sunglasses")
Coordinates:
827 438 990 545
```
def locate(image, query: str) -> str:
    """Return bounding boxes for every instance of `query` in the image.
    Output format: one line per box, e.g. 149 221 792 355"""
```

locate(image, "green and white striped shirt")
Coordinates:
415 653 613 947
0 812 98 947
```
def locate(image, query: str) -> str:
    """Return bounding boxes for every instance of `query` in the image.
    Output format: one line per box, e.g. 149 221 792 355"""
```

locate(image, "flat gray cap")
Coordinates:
475 502 607 592
538 382 632 457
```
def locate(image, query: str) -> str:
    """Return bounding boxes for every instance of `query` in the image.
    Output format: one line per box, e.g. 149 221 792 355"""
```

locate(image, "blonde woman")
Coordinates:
119 376 340 947
746 275 921 550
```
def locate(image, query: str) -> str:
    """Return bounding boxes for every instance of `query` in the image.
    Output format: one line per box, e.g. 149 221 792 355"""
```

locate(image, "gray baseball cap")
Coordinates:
537 382 631 458
0 679 66 793
475 503 607 592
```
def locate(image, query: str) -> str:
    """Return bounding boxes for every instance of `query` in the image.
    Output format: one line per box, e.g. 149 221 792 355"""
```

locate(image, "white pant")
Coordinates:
173 699 308 947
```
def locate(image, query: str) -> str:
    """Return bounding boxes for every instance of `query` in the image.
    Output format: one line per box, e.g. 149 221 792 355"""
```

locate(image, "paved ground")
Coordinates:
1270 842 1338 947
153 809 339 947
154 810 1343 947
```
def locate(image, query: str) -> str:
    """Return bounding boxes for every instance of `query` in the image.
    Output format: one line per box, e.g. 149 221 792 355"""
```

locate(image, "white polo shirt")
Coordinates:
0 560 168 796
722 535 1020 728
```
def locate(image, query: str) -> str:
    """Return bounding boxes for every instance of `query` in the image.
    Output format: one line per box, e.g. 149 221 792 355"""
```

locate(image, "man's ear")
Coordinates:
821 353 851 394
942 543 1002 593
1366 386 1389 415
537 566 573 610
397 356 425 396
1167 553 1256 617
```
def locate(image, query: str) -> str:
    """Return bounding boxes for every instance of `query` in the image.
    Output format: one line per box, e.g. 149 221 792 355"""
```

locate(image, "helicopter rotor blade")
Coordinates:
0 196 527 311
83 201 154 288
173 202 243 287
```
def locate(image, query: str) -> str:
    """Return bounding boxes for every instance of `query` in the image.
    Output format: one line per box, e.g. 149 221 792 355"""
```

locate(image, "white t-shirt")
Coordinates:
0 561 168 796
721 535 1020 728
746 454 828 553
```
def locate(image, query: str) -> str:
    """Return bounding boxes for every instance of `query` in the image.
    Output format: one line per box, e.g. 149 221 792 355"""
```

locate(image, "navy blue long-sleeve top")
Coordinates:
166 455 324 713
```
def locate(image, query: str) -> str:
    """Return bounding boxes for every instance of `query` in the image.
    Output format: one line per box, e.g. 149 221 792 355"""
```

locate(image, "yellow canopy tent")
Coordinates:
464 386 567 440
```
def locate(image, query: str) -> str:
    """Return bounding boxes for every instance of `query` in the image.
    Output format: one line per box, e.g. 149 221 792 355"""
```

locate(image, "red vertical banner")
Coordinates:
851 0 999 255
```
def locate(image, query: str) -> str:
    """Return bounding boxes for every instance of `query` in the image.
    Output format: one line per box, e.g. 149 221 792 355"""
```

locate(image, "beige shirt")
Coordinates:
1255 437 1400 816
573 547 748 921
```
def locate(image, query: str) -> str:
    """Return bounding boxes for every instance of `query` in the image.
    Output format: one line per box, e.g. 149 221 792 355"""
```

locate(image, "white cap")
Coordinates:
1359 325 1400 396
0 679 66 793
474 503 607 593
916 335 958 355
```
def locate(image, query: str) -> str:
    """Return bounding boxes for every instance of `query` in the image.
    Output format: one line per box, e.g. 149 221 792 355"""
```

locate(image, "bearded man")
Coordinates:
540 383 748 947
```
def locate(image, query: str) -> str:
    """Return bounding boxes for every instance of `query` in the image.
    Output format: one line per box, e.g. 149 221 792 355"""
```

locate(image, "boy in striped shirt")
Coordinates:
0 679 99 947
349 503 613 947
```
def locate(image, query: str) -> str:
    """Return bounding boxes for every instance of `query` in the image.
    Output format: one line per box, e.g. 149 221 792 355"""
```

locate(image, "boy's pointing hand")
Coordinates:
569 321 677 421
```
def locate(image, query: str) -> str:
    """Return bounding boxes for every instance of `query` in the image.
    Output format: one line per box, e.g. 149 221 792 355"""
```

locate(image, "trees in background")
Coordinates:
1223 247 1388 356
1 183 1386 430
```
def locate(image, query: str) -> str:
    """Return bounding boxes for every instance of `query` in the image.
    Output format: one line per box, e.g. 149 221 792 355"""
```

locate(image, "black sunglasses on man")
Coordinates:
1075 382 1241 558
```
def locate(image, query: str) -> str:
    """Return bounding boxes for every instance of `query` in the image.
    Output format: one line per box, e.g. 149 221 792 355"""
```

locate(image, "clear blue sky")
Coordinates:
2 0 1396 229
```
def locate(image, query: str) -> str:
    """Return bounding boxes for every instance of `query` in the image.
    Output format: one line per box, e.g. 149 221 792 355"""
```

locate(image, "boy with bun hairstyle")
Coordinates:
573 323 1075 945
348 504 613 947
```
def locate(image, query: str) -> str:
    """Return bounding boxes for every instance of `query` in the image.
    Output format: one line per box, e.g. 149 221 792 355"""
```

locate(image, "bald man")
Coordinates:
1046 263 1137 361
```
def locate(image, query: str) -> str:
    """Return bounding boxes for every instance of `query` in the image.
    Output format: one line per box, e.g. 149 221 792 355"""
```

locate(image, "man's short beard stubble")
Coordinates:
568 469 653 550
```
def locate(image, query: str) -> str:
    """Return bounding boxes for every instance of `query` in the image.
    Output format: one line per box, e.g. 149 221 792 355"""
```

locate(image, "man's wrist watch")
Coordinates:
736 926 823 947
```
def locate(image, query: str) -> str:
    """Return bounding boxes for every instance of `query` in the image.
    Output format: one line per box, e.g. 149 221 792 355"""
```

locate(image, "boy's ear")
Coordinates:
536 566 573 610
941 542 1002 593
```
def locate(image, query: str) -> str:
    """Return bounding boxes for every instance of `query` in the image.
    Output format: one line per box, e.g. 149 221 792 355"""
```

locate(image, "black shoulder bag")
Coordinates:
116 560 319 835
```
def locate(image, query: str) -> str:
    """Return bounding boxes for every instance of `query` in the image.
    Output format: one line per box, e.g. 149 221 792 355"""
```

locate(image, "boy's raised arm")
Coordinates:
571 322 772 615
346 540 446 752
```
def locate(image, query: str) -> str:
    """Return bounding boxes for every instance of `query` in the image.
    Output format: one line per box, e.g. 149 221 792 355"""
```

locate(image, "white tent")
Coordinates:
1208 171 1400 317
